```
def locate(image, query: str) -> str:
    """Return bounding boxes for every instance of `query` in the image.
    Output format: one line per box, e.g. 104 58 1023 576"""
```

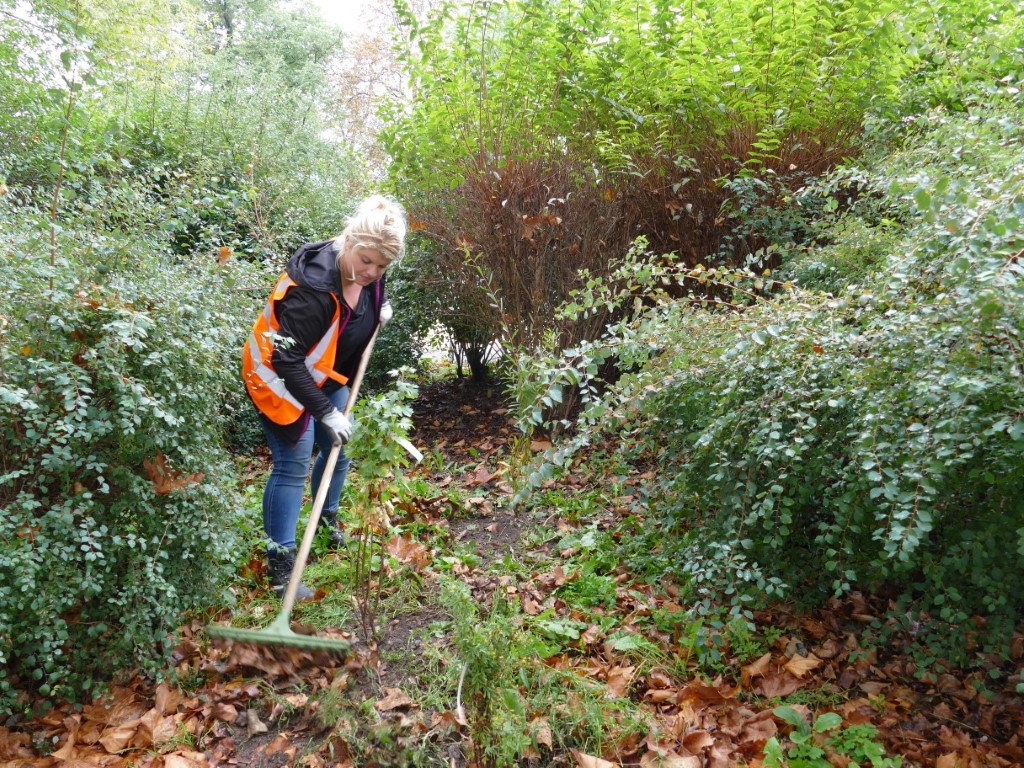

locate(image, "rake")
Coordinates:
206 322 384 652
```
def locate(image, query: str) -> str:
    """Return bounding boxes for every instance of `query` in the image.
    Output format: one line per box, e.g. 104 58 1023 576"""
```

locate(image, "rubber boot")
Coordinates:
266 545 315 602
318 510 346 549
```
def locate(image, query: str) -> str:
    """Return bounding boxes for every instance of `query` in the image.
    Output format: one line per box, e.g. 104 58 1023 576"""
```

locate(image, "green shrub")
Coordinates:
512 99 1024 670
896 0 1024 115
779 215 899 293
0 200 253 713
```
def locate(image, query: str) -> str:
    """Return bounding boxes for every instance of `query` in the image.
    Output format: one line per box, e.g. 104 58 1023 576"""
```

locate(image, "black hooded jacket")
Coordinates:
262 239 386 443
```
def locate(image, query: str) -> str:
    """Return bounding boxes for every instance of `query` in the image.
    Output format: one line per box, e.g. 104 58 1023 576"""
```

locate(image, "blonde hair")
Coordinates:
336 194 407 264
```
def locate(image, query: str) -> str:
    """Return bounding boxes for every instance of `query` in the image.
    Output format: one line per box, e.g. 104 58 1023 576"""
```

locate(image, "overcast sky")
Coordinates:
310 0 369 33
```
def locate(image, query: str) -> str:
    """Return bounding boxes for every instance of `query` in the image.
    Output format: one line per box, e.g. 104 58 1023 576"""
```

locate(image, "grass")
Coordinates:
530 487 611 524
771 685 848 711
436 579 655 767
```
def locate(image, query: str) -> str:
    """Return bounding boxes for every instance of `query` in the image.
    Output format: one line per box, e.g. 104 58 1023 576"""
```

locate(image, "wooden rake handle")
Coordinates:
279 323 383 615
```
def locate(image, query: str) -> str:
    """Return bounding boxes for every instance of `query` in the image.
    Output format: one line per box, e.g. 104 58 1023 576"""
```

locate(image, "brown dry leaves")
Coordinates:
0 621 384 768
1 679 231 768
374 687 416 712
386 533 431 570
142 451 204 495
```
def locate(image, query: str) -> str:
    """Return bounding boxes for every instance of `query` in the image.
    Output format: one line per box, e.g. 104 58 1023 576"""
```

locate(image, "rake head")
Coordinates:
206 612 350 654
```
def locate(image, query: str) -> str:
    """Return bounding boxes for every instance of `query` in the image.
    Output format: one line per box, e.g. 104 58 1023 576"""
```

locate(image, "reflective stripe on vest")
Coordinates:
242 274 348 425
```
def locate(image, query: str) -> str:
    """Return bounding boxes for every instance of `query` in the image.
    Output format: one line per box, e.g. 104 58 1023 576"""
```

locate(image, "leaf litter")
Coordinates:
2 378 1022 767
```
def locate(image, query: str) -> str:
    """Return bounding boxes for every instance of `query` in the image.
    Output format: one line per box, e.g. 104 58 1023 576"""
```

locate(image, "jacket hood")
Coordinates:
285 240 343 295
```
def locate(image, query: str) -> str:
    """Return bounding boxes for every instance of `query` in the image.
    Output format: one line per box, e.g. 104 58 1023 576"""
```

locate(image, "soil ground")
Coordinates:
1 376 1022 768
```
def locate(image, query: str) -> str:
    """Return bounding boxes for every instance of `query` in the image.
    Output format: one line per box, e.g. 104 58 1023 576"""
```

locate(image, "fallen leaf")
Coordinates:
551 565 567 586
246 710 269 738
646 689 677 704
784 654 823 678
265 734 297 757
755 671 803 698
374 687 416 712
50 720 81 761
143 452 204 495
938 726 972 752
580 624 602 647
677 682 734 706
532 717 553 749
646 670 673 690
571 749 619 768
136 708 178 748
814 637 842 659
741 652 772 687
99 720 139 753
431 711 461 730
154 684 184 716
467 464 496 486
330 672 350 691
935 754 962 768
165 751 209 768
640 752 701 768
386 534 431 569
682 731 714 753
606 665 636 698
858 681 887 697
737 711 778 745
522 594 542 615
210 702 238 722
707 743 737 768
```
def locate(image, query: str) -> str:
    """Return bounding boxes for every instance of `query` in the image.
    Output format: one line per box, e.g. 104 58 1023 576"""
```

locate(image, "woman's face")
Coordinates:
341 245 390 286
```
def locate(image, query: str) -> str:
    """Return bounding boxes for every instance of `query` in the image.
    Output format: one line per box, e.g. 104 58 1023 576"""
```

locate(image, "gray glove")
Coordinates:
320 408 353 445
379 299 393 327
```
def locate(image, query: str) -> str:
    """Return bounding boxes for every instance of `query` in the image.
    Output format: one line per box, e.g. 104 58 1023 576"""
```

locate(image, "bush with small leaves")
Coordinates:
512 96 1024 671
0 198 256 713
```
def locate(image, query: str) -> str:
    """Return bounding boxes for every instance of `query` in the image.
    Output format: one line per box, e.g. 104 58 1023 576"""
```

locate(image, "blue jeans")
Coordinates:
259 387 350 549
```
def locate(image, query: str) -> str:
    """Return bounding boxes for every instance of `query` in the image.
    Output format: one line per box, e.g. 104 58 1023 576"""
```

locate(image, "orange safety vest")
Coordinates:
242 274 350 426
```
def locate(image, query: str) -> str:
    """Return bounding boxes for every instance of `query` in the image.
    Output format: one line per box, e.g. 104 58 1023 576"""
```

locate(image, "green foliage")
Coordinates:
387 0 907 190
0 0 362 260
895 0 1024 115
0 205 254 713
384 0 912 385
764 706 901 768
511 94 1024 670
0 0 372 714
346 368 420 484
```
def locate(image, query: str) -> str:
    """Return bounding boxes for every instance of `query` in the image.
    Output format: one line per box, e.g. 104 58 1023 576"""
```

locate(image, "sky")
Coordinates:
309 0 370 34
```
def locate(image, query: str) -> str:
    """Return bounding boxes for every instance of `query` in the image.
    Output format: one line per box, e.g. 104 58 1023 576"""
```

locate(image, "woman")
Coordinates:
242 195 406 599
